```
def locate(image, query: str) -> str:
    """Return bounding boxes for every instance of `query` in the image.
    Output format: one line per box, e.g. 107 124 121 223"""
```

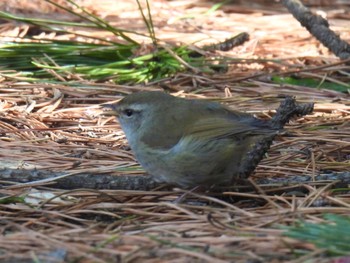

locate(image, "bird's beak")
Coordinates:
101 104 119 117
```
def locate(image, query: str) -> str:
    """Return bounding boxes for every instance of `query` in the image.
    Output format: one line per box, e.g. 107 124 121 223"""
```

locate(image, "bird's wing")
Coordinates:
184 116 273 141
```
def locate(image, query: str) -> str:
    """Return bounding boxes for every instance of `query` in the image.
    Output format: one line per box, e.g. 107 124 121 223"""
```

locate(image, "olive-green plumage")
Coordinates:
107 91 276 188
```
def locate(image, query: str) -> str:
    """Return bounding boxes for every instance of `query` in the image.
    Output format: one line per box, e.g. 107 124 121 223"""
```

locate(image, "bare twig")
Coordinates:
281 0 350 59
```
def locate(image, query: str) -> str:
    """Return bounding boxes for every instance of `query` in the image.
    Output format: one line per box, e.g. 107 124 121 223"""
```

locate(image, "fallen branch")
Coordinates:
238 95 314 179
1 168 349 191
281 0 350 59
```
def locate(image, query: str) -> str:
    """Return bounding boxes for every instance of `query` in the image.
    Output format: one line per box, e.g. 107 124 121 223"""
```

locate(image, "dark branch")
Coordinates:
238 96 314 179
281 0 350 59
1 168 349 192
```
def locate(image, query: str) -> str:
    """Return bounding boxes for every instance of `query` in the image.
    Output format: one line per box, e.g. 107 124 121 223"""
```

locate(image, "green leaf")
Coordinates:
0 196 26 204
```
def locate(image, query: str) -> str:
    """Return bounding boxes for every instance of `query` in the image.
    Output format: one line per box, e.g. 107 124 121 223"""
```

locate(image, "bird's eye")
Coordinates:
123 109 134 117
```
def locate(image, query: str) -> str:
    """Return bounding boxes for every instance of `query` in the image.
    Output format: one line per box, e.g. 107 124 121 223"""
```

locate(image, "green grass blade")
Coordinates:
284 214 350 256
44 0 139 45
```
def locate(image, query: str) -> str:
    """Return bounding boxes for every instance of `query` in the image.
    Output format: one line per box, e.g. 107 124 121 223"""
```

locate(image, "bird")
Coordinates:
105 91 276 188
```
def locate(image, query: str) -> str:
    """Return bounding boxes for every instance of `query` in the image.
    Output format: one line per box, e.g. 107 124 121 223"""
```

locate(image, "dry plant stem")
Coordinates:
281 0 350 59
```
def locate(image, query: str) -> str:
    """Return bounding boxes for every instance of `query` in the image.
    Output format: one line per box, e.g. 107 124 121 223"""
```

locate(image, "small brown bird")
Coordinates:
106 91 276 188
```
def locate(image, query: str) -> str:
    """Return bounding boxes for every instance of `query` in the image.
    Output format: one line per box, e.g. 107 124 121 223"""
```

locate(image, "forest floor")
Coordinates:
0 0 349 262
